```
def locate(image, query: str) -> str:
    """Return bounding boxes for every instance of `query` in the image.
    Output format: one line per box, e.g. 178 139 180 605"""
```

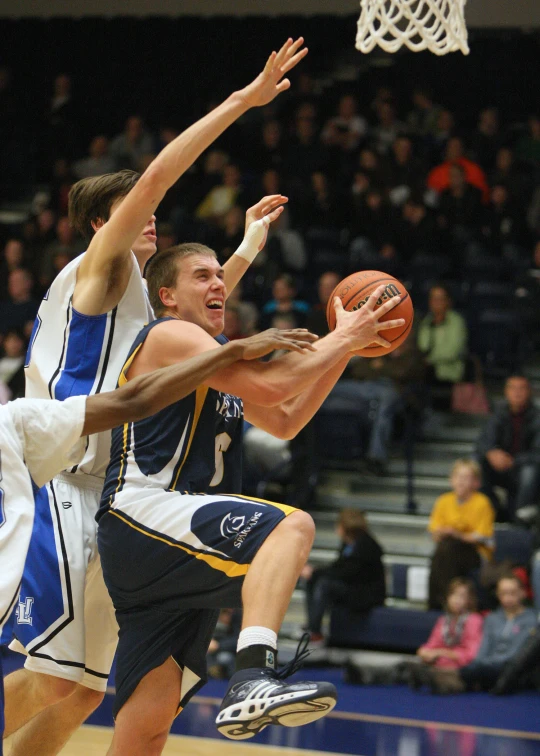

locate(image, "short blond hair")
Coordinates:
451 458 481 481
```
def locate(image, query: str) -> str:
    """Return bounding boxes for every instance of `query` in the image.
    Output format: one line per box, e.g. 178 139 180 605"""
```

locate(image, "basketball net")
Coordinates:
356 0 469 56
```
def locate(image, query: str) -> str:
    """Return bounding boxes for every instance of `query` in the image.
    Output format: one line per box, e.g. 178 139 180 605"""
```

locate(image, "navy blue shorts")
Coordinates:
97 491 296 716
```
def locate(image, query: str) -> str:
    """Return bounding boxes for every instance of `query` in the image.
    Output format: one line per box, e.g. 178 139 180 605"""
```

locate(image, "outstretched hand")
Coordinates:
239 38 308 109
334 284 405 351
243 194 288 252
238 328 318 361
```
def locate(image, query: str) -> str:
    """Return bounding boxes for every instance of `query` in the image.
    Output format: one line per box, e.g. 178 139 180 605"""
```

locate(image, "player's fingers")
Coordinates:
281 329 319 342
261 196 288 214
280 46 309 74
377 318 406 331
276 79 291 94
365 285 386 311
266 206 284 223
372 337 392 348
274 38 293 68
333 296 344 314
284 36 305 59
375 295 402 317
263 51 277 76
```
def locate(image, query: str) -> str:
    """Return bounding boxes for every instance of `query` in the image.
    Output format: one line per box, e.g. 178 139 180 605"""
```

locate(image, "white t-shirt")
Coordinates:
0 395 86 631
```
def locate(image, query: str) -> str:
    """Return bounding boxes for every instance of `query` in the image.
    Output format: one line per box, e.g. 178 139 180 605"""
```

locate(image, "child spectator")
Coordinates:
429 574 538 693
414 579 483 677
428 459 494 610
302 509 385 644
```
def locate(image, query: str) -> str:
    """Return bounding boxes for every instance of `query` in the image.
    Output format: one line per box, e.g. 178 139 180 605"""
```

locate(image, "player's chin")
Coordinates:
206 310 224 336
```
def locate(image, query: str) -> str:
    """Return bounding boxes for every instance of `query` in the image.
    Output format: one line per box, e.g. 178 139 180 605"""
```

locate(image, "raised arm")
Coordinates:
223 195 287 295
82 327 317 436
74 38 308 315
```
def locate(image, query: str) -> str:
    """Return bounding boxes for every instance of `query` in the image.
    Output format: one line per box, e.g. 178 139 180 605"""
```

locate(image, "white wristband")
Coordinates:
234 216 270 264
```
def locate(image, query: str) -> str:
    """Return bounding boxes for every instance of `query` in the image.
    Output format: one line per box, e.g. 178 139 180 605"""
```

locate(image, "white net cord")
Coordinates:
356 0 469 56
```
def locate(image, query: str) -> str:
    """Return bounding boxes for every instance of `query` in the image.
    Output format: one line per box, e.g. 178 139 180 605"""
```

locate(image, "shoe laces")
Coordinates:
275 632 312 680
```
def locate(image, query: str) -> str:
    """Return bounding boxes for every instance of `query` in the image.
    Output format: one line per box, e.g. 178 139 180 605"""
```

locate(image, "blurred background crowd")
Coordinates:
1 17 540 686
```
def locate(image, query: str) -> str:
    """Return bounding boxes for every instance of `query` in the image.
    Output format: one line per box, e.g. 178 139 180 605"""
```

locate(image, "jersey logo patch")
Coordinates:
220 513 246 538
62 501 72 509
16 597 34 625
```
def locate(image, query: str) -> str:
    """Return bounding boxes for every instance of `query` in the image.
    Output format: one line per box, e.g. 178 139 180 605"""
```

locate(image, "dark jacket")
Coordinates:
476 401 540 466
315 530 386 611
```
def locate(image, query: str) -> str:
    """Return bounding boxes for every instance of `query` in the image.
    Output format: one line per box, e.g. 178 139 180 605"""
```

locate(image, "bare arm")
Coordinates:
243 357 350 439
74 38 308 315
132 288 404 407
82 327 316 436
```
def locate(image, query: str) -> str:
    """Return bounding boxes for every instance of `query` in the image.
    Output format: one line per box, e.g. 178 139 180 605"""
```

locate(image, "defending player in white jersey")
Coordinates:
0 326 316 756
4 38 308 756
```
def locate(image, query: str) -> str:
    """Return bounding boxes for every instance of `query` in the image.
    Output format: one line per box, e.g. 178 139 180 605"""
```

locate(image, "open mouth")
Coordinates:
206 299 223 310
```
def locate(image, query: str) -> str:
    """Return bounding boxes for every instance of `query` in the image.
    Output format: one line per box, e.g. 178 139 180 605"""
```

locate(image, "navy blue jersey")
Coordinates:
99 318 243 519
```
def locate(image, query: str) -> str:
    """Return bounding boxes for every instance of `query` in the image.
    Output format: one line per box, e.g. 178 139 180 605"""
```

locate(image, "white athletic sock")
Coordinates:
237 626 278 652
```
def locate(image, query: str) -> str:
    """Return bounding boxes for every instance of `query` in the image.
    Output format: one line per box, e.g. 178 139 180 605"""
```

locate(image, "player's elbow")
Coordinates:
268 407 299 440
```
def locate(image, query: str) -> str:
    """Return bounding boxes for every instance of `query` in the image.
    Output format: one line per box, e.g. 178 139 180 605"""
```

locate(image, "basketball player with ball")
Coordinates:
95 251 410 751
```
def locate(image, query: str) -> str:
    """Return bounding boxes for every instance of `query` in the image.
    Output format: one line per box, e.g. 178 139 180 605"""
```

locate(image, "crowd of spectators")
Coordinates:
1 35 540 518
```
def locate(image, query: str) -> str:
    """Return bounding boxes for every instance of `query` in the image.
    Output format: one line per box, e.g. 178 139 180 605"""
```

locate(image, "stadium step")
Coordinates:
315 487 435 515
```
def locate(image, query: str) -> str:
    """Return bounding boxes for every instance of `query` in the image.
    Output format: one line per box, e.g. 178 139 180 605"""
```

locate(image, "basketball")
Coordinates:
326 270 414 358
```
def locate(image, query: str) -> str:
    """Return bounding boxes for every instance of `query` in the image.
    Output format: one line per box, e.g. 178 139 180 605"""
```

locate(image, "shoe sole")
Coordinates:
216 690 337 740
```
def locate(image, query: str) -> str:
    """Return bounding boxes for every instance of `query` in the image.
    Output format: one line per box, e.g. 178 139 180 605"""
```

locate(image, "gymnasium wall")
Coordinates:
0 0 538 29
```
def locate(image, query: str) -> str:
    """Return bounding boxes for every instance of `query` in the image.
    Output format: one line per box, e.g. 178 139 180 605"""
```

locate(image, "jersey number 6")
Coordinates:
211 432 232 487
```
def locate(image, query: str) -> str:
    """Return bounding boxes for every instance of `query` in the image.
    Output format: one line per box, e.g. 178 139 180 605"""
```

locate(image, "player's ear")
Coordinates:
159 286 176 310
91 217 106 232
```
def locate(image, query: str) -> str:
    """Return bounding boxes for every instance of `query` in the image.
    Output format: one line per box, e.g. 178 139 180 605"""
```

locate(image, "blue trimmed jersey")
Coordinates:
99 319 244 518
25 252 154 478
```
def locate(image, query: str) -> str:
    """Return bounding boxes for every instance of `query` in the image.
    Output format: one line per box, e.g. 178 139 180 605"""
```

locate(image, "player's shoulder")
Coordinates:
147 318 216 346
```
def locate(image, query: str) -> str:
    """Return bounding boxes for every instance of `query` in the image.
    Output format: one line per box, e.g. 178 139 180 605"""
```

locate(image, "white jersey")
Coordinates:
25 251 154 478
0 396 86 633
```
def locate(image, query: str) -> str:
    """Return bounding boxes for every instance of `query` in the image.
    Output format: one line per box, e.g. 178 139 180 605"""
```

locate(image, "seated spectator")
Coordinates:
491 147 532 207
340 336 426 476
344 578 483 687
476 375 540 523
428 459 494 610
73 135 116 178
306 271 340 337
109 114 154 171
515 115 540 168
381 135 426 207
226 281 259 337
260 274 310 329
437 163 484 248
207 609 242 680
397 196 440 261
0 238 26 298
407 86 442 139
285 112 326 183
416 579 483 672
371 100 407 156
48 157 76 217
481 183 527 260
350 187 396 259
40 215 85 289
249 119 285 173
0 327 26 385
0 269 39 333
321 94 367 152
515 240 540 349
301 509 386 643
427 136 489 203
417 284 468 401
427 108 455 164
195 163 244 225
469 107 501 173
429 574 538 693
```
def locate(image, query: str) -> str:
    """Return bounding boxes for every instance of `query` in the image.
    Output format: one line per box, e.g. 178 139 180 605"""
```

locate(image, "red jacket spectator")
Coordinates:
427 137 489 202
